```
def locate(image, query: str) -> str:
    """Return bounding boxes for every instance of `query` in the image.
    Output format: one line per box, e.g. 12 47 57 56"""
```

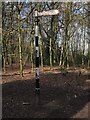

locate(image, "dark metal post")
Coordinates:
35 10 40 94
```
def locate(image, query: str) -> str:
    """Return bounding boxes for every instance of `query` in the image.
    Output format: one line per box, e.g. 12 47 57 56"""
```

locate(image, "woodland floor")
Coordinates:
2 64 90 119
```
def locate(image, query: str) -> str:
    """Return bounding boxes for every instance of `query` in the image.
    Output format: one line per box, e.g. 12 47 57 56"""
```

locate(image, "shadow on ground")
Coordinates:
2 72 90 118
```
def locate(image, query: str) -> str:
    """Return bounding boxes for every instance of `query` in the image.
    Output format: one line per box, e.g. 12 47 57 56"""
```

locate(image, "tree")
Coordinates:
87 2 90 68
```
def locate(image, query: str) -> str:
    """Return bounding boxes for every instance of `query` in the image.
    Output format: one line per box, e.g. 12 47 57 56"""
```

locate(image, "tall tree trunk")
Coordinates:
82 26 85 67
87 2 90 68
40 35 43 71
88 43 90 68
59 45 63 67
70 37 75 66
8 38 12 66
50 38 52 69
3 55 6 73
62 40 68 68
30 39 34 72
62 4 69 68
18 13 23 77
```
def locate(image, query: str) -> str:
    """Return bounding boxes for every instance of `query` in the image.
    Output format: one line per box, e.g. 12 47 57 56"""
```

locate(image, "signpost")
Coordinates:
35 9 59 94
35 11 40 94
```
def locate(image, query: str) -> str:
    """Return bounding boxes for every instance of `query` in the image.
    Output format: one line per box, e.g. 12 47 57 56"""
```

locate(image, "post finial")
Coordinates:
35 10 38 17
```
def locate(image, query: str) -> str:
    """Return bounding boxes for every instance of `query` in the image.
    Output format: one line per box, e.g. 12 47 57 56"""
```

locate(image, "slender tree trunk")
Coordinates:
30 40 34 72
70 37 75 66
50 38 52 69
9 40 12 66
3 55 6 73
9 5 13 67
62 40 68 68
82 27 85 67
18 13 23 77
40 36 43 71
2 40 6 72
88 43 90 68
59 45 63 67
56 43 59 64
66 44 69 68
87 2 90 68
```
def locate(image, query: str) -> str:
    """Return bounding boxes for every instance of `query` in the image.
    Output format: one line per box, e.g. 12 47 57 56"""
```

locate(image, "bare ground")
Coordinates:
2 64 90 119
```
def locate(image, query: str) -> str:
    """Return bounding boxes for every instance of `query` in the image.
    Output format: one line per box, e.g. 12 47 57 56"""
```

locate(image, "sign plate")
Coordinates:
38 9 59 16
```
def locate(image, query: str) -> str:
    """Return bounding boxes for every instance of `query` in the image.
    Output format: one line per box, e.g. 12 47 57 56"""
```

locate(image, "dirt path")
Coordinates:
2 66 90 118
73 103 89 118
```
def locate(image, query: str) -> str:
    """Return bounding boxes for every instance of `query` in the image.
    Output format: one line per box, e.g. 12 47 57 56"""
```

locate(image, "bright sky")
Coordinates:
2 0 90 2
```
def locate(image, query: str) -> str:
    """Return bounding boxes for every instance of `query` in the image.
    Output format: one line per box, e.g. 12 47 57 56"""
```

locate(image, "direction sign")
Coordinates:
37 9 59 16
